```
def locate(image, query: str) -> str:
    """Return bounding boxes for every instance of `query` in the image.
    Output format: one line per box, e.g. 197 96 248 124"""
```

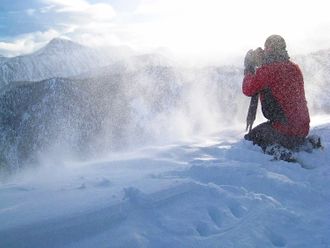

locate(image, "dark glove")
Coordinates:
244 49 256 75
254 47 264 67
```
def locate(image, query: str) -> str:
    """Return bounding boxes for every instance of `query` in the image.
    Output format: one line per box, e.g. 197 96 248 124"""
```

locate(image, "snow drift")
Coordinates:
0 119 329 247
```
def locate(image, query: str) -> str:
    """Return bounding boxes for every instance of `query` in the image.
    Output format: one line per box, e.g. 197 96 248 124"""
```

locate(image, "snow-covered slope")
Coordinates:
0 78 104 171
0 38 131 87
0 119 329 248
0 63 245 172
0 55 7 65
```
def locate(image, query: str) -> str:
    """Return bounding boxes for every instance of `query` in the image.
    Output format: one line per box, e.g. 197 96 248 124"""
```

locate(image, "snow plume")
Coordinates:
293 50 330 115
92 62 246 148
79 60 246 155
70 48 330 163
0 50 248 173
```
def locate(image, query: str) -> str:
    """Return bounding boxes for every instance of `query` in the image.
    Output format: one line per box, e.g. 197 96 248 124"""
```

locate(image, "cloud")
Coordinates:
0 29 61 57
134 0 183 15
44 0 90 12
31 0 120 48
25 8 37 16
0 0 121 56
130 0 330 63
2 0 330 62
40 5 56 14
43 0 116 21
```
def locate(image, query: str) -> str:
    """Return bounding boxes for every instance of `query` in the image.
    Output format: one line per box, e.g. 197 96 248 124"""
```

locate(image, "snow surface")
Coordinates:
0 117 330 248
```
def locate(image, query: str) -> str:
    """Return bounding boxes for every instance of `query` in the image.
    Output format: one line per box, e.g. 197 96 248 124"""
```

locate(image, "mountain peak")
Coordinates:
46 38 81 49
34 38 85 56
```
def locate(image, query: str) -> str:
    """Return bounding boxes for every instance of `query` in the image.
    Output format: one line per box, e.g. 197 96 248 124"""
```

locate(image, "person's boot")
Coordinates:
307 135 322 149
300 135 322 153
265 144 296 162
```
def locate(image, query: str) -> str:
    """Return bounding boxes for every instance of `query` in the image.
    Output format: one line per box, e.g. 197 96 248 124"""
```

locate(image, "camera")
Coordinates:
252 47 264 67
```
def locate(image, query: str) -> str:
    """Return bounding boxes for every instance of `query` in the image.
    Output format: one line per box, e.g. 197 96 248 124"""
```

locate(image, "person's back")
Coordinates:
242 35 310 151
252 60 310 137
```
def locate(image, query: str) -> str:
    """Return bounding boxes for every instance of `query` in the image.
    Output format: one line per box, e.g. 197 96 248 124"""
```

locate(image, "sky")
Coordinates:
1 0 330 63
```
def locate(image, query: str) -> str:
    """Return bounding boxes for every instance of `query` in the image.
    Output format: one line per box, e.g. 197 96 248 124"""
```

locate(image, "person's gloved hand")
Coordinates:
254 47 264 67
244 49 256 75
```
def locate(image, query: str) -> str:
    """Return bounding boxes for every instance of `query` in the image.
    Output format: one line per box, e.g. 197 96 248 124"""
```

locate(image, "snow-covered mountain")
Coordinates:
0 64 182 171
0 56 8 68
0 62 245 172
0 78 103 171
0 38 132 87
294 49 330 113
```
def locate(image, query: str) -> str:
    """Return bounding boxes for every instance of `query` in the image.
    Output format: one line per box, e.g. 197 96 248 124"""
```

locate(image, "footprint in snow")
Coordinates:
196 221 213 237
228 202 247 219
208 207 223 228
94 178 112 188
268 231 287 247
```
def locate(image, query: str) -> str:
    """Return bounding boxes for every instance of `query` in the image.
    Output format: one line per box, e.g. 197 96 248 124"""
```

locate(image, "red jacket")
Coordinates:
243 61 310 137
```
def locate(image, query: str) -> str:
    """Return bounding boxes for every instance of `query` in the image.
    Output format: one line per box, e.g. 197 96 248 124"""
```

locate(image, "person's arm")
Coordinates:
242 67 268 96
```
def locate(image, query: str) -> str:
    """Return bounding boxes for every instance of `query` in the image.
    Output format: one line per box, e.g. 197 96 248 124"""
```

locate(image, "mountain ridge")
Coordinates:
0 38 132 87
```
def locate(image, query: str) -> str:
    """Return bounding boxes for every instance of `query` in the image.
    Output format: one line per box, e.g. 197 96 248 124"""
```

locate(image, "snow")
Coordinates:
0 121 329 248
0 38 132 86
1 40 330 247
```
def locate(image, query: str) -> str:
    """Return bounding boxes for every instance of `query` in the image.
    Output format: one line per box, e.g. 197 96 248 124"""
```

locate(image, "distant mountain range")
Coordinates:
0 39 185 171
0 38 133 86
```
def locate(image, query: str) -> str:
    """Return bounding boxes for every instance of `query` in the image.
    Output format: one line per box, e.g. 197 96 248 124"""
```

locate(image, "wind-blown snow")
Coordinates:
0 120 329 248
1 39 330 247
1 40 330 173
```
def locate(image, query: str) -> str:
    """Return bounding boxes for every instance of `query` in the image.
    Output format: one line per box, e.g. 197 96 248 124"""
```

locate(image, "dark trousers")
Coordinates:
244 122 305 151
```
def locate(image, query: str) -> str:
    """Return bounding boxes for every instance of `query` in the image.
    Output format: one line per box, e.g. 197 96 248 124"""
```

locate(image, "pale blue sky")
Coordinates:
1 0 330 63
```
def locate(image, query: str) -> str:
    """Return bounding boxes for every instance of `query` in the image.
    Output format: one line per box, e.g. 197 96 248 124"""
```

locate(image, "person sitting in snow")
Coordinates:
242 34 310 152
